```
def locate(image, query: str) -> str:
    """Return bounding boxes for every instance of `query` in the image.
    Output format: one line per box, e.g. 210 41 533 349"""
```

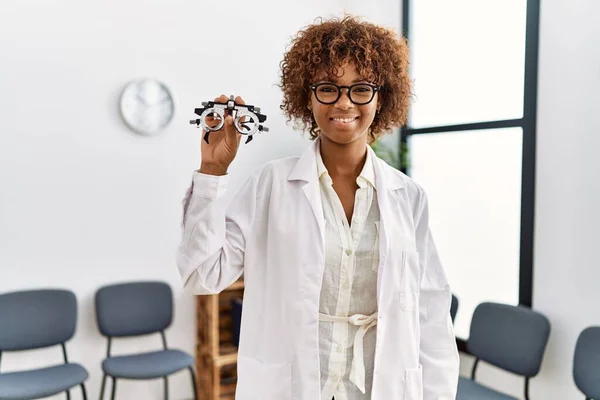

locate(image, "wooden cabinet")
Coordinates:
196 279 244 400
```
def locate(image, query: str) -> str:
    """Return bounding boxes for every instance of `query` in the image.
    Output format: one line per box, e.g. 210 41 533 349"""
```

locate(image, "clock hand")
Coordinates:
142 97 171 107
136 94 148 105
158 96 171 104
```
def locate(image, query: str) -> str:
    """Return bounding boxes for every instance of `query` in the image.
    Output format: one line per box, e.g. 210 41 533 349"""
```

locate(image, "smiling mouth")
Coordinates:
330 117 359 123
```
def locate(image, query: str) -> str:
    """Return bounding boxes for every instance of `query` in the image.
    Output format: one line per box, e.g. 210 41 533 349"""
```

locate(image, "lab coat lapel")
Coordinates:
287 139 326 253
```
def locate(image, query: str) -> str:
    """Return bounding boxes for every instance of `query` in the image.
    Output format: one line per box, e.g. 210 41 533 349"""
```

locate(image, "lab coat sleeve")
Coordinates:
415 188 460 399
176 170 257 295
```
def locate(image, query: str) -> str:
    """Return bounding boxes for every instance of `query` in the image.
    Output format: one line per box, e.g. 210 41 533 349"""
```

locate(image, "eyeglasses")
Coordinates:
309 82 383 105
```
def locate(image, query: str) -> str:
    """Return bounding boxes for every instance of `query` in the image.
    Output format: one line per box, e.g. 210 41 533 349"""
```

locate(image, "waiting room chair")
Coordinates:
231 298 243 348
0 289 89 400
574 326 600 399
451 294 459 323
95 281 197 400
457 302 551 400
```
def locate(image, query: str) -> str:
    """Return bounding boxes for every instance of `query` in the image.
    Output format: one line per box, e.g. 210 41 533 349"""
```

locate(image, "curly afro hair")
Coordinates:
279 15 412 143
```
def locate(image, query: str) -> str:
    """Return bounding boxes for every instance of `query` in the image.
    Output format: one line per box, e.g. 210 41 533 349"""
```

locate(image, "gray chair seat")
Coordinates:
102 349 194 379
0 363 88 399
457 377 517 400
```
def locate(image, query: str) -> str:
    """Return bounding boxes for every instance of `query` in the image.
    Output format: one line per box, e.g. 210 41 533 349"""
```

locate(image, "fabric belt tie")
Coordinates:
318 311 378 393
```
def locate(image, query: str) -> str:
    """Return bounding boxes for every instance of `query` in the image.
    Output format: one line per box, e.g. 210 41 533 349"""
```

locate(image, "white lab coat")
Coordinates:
177 139 459 400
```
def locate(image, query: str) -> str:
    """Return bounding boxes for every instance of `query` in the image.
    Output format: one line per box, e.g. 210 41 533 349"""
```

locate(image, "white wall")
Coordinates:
0 1 401 399
458 1 600 399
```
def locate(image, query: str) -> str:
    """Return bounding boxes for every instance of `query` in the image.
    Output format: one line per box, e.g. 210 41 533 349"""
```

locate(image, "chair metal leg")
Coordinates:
188 367 198 400
164 376 169 400
470 358 480 380
81 383 88 400
66 390 71 400
110 377 117 400
99 374 107 400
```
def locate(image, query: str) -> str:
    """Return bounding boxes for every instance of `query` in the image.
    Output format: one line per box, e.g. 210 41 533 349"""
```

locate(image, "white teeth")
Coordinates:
332 117 356 123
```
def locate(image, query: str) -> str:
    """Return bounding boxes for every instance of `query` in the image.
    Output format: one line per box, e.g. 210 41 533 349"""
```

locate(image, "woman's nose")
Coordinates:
334 88 353 109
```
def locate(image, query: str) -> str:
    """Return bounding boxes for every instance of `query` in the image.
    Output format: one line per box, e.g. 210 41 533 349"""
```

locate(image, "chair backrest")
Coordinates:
467 302 550 377
574 326 600 399
95 281 172 337
0 289 77 351
451 294 459 323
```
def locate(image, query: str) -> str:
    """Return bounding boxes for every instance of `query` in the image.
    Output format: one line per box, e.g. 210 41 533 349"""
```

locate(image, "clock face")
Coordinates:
120 79 174 136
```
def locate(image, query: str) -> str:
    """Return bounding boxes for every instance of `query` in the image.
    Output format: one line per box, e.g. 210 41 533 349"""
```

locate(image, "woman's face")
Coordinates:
309 62 380 146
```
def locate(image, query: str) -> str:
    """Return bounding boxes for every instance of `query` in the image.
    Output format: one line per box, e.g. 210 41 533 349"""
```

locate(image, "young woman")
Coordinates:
177 16 459 400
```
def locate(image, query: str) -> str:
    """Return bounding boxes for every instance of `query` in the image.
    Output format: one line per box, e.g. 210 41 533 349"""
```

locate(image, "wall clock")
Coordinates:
119 79 174 136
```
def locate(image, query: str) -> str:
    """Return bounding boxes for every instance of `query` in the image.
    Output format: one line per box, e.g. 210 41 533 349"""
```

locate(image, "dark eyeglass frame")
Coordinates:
308 82 383 105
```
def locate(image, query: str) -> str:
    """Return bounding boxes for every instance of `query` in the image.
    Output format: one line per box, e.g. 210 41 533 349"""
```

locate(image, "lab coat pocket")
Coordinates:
403 365 423 400
236 355 292 400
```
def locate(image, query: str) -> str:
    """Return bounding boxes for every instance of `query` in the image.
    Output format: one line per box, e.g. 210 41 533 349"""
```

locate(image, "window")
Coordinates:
401 0 539 345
